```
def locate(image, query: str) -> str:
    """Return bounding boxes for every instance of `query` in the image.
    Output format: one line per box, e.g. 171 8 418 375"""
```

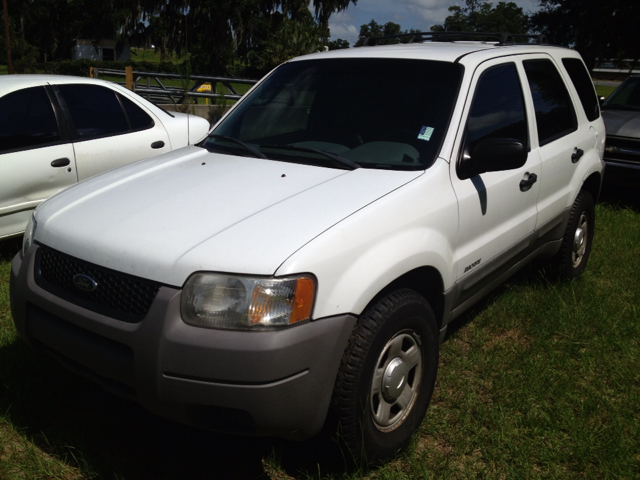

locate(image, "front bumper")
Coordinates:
11 245 356 440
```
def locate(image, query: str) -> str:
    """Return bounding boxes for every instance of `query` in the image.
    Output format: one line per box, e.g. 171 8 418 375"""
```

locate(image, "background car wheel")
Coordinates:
557 190 595 279
332 289 439 463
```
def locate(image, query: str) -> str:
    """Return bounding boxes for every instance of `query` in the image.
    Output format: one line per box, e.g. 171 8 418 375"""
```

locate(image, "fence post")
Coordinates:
125 66 133 90
89 67 95 78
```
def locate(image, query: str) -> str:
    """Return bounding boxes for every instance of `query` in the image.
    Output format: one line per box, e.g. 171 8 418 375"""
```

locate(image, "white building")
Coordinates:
72 39 130 62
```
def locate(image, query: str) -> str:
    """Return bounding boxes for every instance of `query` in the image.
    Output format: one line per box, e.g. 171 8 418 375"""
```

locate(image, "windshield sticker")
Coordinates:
417 126 434 141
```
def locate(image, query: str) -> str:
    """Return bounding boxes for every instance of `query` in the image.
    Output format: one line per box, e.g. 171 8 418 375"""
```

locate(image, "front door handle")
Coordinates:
51 157 71 168
571 148 584 163
520 172 537 192
151 141 165 149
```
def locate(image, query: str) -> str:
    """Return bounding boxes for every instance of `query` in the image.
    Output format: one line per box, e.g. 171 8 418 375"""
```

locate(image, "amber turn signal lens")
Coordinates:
291 277 315 323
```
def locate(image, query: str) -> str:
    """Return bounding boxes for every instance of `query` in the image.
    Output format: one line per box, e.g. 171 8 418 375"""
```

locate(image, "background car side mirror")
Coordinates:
458 138 528 180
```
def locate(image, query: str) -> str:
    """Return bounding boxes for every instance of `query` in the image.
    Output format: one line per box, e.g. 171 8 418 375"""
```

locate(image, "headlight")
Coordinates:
22 213 37 257
181 273 315 330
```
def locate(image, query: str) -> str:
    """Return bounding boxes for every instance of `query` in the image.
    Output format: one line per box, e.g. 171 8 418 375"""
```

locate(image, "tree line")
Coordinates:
1 0 356 75
2 0 638 76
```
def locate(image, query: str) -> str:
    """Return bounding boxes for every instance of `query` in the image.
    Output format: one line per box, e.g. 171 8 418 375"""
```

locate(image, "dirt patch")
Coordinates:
482 328 530 352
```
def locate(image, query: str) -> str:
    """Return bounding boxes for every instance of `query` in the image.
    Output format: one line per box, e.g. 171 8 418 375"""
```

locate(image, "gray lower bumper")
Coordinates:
11 246 356 440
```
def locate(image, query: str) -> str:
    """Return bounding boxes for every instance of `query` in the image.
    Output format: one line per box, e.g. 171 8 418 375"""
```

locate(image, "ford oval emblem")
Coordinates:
73 274 98 292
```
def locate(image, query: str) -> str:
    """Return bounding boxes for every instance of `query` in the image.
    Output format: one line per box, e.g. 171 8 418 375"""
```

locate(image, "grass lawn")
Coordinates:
0 183 638 479
129 47 181 63
595 85 617 98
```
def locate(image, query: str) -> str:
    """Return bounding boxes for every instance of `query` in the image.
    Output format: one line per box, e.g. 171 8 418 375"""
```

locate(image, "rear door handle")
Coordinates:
51 157 71 168
571 148 584 163
519 172 537 192
151 141 165 149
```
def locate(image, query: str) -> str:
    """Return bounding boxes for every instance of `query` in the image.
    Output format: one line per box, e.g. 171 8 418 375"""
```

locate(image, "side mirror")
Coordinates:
598 96 606 107
458 137 528 180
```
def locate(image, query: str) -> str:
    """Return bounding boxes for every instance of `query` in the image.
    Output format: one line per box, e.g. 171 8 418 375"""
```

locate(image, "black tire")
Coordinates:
557 191 595 279
332 289 439 463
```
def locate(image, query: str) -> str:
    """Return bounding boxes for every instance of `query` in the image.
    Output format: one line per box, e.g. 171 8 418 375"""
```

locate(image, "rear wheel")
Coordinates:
556 191 595 279
332 289 439 462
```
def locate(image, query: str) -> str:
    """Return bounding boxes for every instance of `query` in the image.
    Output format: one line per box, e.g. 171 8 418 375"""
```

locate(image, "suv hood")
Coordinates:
602 108 640 138
35 146 422 286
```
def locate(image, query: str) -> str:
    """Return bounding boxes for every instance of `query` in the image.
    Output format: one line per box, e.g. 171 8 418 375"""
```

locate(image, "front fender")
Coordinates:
276 160 458 320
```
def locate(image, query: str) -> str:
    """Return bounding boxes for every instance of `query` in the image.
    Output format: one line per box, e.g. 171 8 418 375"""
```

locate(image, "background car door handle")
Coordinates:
50 158 71 168
571 148 584 163
151 141 165 149
519 172 537 192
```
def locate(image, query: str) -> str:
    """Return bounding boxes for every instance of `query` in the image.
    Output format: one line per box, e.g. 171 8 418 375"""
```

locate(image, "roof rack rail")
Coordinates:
360 31 548 47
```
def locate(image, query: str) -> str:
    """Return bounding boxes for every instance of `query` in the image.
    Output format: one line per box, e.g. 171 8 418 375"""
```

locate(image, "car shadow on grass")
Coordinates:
0 237 22 263
599 182 640 212
0 338 273 478
442 257 554 342
0 338 359 479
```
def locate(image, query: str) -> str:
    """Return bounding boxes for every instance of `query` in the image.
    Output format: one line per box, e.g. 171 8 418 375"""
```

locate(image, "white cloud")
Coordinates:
328 23 360 45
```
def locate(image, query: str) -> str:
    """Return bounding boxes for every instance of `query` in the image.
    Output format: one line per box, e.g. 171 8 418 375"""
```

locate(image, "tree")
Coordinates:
328 38 349 50
530 0 640 70
354 19 400 46
431 0 529 35
0 18 38 71
248 10 326 72
354 20 421 47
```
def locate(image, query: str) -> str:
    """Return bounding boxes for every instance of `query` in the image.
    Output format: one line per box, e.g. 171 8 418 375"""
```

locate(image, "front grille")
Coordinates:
36 245 161 322
604 135 640 165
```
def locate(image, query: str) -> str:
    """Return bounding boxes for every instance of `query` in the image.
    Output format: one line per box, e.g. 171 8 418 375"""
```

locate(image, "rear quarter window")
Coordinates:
562 58 600 121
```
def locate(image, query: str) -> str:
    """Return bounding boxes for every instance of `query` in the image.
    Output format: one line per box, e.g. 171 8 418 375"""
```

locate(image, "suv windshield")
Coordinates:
203 58 463 170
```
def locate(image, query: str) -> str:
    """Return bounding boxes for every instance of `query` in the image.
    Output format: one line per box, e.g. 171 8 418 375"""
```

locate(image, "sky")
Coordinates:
327 0 542 45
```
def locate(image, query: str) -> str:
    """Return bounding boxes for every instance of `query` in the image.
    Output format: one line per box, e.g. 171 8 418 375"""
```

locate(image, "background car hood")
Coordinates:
602 109 640 138
35 147 422 286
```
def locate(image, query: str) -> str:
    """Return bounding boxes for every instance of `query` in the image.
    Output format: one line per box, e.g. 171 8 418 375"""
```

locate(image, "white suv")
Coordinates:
11 34 605 461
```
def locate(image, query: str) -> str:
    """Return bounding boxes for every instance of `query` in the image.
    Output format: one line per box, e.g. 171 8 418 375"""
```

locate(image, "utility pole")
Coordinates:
3 0 13 74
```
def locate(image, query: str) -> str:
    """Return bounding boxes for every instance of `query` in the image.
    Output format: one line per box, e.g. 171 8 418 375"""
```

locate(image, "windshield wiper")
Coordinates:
208 135 268 159
260 144 360 170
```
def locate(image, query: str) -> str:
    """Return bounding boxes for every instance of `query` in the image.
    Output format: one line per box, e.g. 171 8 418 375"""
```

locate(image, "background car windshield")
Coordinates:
603 77 640 109
206 58 463 170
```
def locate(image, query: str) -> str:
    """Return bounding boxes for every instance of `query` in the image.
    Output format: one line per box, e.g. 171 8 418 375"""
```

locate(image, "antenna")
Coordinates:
186 13 190 146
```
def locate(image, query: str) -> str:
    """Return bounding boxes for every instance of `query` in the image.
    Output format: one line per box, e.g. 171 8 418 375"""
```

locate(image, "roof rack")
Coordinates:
360 31 548 47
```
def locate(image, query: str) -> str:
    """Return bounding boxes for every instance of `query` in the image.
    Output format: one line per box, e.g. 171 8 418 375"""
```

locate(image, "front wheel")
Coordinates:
332 289 439 462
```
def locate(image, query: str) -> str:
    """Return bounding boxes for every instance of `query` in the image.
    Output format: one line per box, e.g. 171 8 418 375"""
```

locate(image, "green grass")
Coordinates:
1 190 639 479
129 48 181 64
595 85 617 98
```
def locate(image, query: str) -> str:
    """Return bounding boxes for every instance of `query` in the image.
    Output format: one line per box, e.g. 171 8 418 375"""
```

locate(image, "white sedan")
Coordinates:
0 75 210 240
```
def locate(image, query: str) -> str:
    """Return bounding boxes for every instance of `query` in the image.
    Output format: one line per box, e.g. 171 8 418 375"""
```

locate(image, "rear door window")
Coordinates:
523 59 577 146
0 87 60 153
58 85 130 140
